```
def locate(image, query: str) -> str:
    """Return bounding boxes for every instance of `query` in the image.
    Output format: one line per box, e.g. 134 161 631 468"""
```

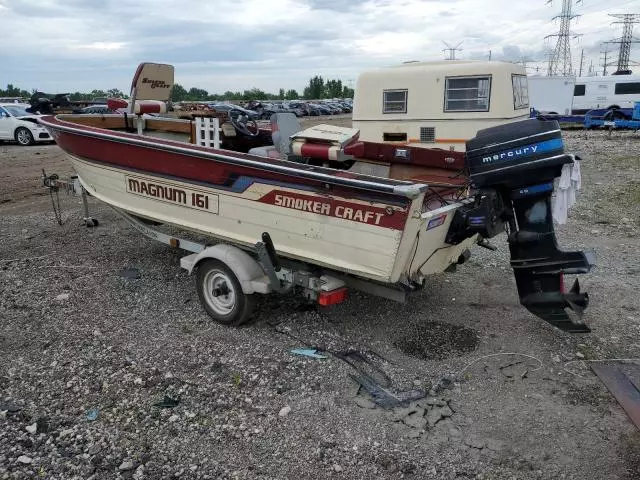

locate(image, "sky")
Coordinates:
2 0 640 95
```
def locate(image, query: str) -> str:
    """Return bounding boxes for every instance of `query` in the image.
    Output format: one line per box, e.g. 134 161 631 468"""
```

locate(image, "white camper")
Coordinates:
572 75 640 112
527 76 575 115
352 61 530 151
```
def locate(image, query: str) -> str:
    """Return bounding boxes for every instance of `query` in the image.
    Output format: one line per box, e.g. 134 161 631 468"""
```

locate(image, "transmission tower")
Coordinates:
545 0 583 76
604 14 640 74
442 42 463 60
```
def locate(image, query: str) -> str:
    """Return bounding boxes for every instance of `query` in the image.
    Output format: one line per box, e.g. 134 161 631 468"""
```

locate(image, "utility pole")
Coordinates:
604 14 640 74
442 41 463 60
600 46 610 76
545 51 555 76
578 48 584 76
545 0 583 76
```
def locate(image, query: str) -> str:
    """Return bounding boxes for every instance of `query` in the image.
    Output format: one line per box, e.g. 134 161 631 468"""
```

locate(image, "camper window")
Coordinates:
614 82 640 95
444 76 491 112
574 84 586 96
512 75 529 109
383 90 408 113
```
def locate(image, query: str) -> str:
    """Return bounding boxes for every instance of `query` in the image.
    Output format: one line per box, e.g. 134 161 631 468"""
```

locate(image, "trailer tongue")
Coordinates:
448 118 593 332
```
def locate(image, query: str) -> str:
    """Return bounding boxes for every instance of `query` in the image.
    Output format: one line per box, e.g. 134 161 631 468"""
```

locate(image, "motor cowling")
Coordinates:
448 118 593 333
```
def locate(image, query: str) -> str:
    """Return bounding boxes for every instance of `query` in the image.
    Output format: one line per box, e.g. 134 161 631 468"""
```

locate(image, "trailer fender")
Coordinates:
180 244 271 294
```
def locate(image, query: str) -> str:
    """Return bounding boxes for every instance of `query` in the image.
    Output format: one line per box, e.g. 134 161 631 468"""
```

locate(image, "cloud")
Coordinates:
1 0 637 93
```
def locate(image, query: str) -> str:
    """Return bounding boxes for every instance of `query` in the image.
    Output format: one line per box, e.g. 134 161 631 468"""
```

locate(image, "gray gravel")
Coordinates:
1 129 639 479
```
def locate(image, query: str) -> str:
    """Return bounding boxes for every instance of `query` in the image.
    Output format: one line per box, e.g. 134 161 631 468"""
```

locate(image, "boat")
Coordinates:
40 63 593 332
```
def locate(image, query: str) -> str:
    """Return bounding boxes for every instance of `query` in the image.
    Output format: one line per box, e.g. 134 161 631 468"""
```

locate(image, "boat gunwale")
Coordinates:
41 114 429 199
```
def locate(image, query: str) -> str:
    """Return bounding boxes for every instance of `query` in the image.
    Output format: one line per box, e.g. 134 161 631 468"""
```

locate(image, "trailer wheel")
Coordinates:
196 259 255 326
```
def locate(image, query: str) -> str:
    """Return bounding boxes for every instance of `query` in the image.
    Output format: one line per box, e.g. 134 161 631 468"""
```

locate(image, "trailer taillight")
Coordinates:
318 288 348 306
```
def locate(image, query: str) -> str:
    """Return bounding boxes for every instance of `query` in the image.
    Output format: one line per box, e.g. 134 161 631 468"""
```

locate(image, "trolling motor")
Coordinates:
447 118 593 333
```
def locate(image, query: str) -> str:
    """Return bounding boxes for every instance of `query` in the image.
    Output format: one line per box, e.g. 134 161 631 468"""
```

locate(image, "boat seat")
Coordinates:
248 113 300 159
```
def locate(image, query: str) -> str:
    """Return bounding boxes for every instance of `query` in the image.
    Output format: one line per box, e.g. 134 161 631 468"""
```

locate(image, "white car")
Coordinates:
0 103 54 146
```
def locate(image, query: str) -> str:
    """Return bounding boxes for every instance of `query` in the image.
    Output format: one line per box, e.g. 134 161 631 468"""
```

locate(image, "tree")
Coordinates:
325 79 343 98
0 84 30 98
170 84 188 102
303 76 324 99
285 89 299 100
187 87 208 100
243 87 268 100
342 85 355 98
107 88 125 98
90 89 107 99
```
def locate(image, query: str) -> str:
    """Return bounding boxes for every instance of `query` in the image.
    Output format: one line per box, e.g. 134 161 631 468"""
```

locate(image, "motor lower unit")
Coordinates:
447 118 593 333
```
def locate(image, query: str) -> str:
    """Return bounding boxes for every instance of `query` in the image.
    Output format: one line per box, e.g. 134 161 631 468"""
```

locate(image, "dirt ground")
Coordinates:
1 119 640 480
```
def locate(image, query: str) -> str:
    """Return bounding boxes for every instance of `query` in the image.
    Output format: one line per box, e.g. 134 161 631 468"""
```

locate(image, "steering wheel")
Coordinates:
228 108 260 137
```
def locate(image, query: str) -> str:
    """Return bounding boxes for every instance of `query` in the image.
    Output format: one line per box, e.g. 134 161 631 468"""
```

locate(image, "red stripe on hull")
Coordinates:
45 118 412 208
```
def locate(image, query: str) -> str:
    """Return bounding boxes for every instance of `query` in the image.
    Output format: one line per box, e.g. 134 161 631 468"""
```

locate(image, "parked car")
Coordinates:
209 104 260 120
287 102 310 116
73 105 118 114
323 103 344 114
0 103 53 146
308 103 332 115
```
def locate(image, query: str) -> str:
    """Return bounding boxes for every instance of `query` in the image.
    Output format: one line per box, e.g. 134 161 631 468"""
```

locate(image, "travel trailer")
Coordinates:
528 76 576 115
572 75 640 113
352 61 530 151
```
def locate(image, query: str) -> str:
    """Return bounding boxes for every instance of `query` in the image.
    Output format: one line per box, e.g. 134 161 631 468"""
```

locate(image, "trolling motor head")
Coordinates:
451 118 593 333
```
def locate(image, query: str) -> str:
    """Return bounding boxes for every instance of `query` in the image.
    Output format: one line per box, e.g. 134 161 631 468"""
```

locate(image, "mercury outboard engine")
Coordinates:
447 118 593 332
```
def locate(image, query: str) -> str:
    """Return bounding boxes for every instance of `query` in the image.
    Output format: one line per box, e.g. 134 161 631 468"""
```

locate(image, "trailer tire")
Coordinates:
196 259 256 326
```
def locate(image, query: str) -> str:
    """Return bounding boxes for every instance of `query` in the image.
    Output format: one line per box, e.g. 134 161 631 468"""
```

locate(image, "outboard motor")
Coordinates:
447 118 593 332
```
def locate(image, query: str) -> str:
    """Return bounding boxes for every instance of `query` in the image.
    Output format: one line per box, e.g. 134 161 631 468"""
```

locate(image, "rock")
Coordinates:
25 423 37 434
354 396 376 409
403 412 427 430
464 436 486 449
485 438 506 452
333 464 343 472
119 460 134 471
134 377 143 386
133 465 145 480
575 352 585 359
278 406 291 417
391 405 422 422
55 293 70 301
406 429 421 439
88 444 101 456
17 455 32 464
426 405 453 427
168 414 179 423
119 267 141 279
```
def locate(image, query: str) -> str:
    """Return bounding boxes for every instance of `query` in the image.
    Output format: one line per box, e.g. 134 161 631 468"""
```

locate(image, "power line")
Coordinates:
604 13 640 74
545 0 583 76
442 41 463 61
600 46 611 76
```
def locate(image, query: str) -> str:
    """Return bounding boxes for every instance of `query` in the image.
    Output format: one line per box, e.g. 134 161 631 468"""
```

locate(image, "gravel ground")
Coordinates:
1 124 639 480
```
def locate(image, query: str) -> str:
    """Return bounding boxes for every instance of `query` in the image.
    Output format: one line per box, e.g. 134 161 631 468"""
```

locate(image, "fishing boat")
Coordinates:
40 63 593 332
